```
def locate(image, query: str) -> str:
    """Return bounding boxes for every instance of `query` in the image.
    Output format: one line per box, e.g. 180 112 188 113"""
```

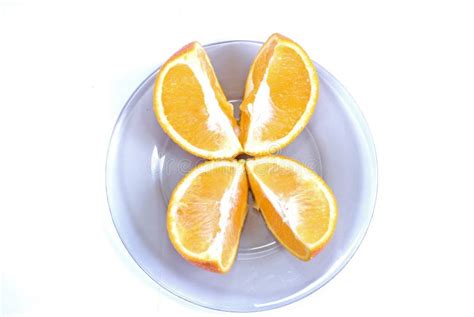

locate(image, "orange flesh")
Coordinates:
247 169 309 259
155 42 241 159
240 37 313 148
263 46 311 140
175 166 235 253
169 162 248 272
246 159 334 260
162 64 227 151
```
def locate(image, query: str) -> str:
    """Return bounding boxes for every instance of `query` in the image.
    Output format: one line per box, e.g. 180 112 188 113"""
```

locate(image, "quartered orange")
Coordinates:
246 156 337 260
153 42 242 159
240 34 319 156
167 160 248 273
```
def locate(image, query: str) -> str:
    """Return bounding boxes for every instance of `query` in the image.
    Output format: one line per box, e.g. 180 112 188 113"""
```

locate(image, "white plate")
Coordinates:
106 40 377 312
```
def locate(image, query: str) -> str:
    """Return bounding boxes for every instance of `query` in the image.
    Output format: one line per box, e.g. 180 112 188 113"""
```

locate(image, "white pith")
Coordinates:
245 66 274 143
206 165 243 260
252 174 301 232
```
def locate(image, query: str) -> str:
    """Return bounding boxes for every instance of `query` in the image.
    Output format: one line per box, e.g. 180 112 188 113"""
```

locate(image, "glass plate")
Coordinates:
106 40 377 312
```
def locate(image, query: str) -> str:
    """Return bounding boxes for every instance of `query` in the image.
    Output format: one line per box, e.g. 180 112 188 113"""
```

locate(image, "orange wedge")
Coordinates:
246 156 337 260
167 160 248 273
153 42 242 159
240 34 319 156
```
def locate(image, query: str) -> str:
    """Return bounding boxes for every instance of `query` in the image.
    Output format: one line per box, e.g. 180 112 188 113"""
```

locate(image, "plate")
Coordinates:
106 40 377 312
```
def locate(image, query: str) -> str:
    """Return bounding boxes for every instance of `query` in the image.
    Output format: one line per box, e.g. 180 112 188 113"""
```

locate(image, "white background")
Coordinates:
2 1 474 316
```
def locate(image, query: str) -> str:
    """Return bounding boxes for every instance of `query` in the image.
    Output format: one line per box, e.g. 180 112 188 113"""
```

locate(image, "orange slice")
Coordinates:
153 42 242 159
246 156 337 260
167 160 248 273
240 34 319 156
